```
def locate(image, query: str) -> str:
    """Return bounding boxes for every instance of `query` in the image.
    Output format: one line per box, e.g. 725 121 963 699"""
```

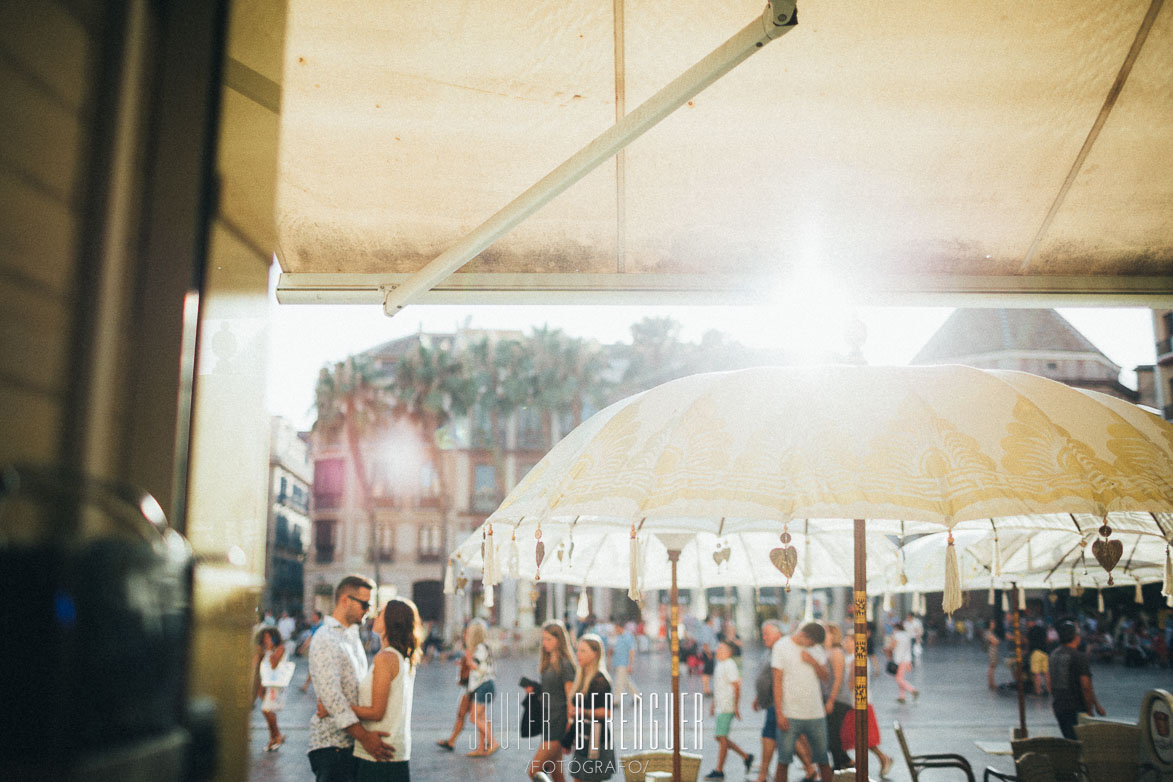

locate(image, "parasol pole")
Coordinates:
668 547 682 782
1011 582 1028 738
853 519 869 782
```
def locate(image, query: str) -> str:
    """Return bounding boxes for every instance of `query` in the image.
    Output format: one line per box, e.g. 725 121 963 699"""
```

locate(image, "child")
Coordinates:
704 642 753 780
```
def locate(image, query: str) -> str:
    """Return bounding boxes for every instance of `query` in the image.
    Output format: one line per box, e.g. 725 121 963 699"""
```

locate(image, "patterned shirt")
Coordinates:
308 616 368 751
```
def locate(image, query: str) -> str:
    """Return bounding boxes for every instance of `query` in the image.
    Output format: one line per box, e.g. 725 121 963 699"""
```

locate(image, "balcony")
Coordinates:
367 548 395 563
313 492 342 510
1157 336 1173 361
417 551 443 564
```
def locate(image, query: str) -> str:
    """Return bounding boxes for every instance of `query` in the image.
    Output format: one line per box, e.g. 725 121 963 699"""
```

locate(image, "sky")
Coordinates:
264 264 1157 430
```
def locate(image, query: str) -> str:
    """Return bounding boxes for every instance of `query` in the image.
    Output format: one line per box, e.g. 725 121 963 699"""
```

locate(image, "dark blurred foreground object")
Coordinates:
0 465 213 781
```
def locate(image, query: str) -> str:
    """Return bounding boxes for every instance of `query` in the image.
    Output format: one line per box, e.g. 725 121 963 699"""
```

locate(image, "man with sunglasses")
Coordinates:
308 574 394 781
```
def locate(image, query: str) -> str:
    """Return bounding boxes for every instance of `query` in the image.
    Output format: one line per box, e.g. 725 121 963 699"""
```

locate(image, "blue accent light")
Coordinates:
54 591 77 628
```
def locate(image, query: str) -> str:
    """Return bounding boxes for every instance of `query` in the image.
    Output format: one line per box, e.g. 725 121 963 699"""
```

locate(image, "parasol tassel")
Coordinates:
484 525 499 587
1134 581 1144 605
1097 589 1104 613
484 583 494 608
993 534 1001 577
628 529 641 601
507 531 520 579
577 589 590 620
943 533 963 615
443 559 455 595
1163 546 1172 598
882 591 893 613
1001 591 1009 612
803 590 814 621
1018 587 1026 611
988 584 996 606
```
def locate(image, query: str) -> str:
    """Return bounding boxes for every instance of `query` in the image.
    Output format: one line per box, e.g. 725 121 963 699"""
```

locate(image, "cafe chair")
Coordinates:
1073 721 1159 782
893 720 976 782
983 737 1086 782
622 750 703 782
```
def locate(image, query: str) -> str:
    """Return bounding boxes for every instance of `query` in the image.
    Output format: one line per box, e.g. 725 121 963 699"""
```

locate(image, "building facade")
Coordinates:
1152 309 1173 419
265 417 312 614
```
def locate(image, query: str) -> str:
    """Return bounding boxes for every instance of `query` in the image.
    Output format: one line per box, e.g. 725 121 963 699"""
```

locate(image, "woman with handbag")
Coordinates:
256 627 294 751
529 621 577 782
883 622 918 703
567 634 616 782
464 619 500 757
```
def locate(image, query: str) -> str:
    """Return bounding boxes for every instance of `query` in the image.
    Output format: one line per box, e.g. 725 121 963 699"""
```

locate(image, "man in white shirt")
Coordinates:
308 575 394 781
771 623 831 782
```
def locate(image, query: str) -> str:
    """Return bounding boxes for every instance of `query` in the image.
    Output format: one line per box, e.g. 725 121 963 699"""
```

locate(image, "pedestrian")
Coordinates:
351 598 422 782
772 622 832 782
704 641 754 779
904 613 923 665
435 628 473 751
1048 620 1105 739
308 575 393 782
835 631 894 778
751 619 783 782
463 618 499 757
609 622 640 701
278 610 297 649
883 622 918 703
256 626 292 751
821 625 851 771
568 634 616 782
984 620 1002 690
1026 620 1050 695
529 620 577 782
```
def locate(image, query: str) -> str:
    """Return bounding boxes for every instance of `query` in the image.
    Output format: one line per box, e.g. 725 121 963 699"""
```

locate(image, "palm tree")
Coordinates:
465 335 532 500
314 355 392 600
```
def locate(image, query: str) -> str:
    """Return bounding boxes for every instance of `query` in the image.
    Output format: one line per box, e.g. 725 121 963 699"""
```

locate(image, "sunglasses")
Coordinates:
347 595 371 611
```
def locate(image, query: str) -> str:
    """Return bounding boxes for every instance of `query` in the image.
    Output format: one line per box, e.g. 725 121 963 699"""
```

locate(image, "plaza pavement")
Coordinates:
248 638 1170 782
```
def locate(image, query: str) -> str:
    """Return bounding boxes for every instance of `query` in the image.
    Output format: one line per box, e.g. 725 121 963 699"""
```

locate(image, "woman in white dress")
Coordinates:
353 598 423 781
884 622 919 703
255 627 289 751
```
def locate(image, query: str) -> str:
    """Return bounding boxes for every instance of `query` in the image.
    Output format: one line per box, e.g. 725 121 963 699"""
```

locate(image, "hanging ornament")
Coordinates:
1049 592 1059 605
484 583 494 608
567 535 575 564
1091 521 1122 585
899 522 909 585
628 525 642 602
556 543 565 562
483 524 499 588
1097 589 1105 613
1001 591 1010 612
882 591 893 613
943 532 963 615
988 585 996 606
1163 545 1172 599
507 530 520 579
443 558 456 595
769 523 798 592
1017 587 1026 611
456 561 468 594
534 524 545 581
992 529 1002 577
1134 580 1144 605
576 589 590 620
712 540 731 567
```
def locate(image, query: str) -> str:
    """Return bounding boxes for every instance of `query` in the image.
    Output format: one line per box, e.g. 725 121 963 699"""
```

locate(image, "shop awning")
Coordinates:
272 0 1173 310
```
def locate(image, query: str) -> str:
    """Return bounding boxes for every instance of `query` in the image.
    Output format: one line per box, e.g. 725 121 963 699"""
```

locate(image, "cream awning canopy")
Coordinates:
272 0 1173 310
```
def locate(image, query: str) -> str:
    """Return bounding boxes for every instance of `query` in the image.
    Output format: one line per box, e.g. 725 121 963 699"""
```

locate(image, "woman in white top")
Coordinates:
353 598 422 782
255 626 289 751
884 622 918 703
464 618 499 757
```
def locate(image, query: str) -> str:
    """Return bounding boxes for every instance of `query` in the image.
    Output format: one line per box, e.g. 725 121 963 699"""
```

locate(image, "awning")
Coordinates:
273 0 1173 310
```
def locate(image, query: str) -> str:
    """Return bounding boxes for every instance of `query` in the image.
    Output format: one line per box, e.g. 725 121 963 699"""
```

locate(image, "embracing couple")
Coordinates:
308 575 422 782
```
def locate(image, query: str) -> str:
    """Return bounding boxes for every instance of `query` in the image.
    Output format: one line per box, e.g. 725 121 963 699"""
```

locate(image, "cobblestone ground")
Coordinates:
248 639 1170 782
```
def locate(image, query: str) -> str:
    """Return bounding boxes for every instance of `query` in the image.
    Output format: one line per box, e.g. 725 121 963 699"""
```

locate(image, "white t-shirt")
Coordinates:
891 630 913 664
770 636 827 720
713 657 740 714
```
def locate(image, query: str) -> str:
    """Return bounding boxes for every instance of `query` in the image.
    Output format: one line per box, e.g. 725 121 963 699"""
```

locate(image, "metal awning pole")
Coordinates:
382 0 798 315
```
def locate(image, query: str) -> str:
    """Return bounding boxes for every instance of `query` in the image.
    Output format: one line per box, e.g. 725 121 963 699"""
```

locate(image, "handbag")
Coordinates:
519 677 543 738
885 660 899 675
261 659 296 688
